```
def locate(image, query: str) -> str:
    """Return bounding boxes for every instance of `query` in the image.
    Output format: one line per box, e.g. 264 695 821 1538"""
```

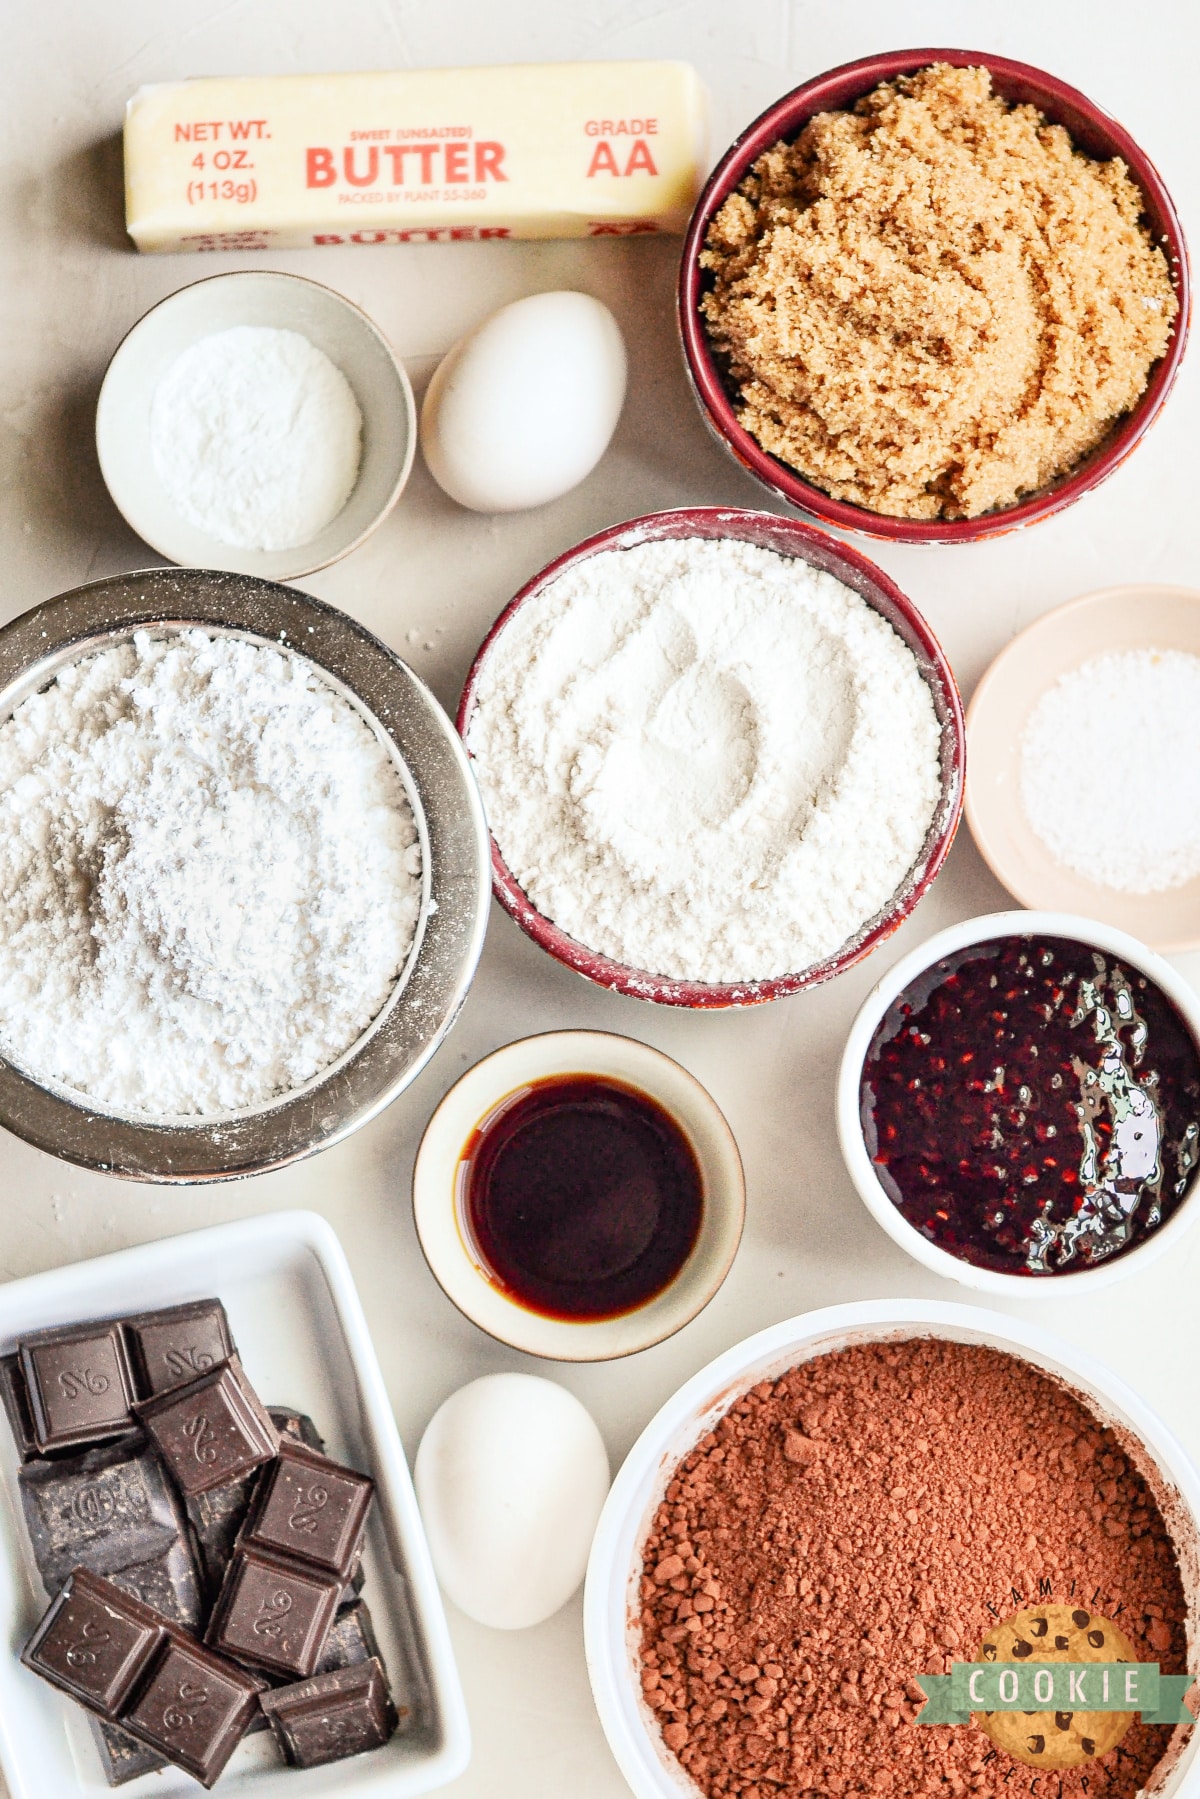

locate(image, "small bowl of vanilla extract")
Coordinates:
412 1031 745 1360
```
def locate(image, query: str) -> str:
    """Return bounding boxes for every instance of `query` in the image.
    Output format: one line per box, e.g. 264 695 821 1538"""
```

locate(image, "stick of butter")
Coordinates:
125 62 709 253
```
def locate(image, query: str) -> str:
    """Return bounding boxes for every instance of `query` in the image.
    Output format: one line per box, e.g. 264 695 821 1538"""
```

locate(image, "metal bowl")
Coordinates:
0 569 490 1182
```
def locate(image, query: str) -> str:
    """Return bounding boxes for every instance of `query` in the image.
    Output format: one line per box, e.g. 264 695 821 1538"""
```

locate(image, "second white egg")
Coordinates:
414 1372 610 1630
419 290 627 512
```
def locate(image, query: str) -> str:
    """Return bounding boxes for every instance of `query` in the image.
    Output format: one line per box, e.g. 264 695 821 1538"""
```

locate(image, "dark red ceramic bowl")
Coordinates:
457 508 965 1008
679 48 1190 545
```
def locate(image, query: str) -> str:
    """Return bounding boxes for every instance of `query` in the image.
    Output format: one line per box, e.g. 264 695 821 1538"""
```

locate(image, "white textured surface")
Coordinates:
3 5 1200 1798
150 325 362 551
467 535 940 982
1021 648 1200 893
0 629 421 1116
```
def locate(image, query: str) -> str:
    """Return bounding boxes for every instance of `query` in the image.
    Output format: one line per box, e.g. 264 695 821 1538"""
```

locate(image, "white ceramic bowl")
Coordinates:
0 1211 470 1799
836 909 1200 1296
412 1031 745 1361
584 1299 1200 1799
96 271 416 580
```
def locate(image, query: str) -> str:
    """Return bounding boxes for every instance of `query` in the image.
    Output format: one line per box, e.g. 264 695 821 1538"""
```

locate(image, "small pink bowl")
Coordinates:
679 48 1191 545
456 507 965 1008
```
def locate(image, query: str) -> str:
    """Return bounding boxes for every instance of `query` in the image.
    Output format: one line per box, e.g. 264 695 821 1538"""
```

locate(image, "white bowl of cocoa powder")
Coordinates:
585 1300 1200 1799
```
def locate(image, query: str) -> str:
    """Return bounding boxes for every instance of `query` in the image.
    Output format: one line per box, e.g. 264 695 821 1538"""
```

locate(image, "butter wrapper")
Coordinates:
124 61 709 252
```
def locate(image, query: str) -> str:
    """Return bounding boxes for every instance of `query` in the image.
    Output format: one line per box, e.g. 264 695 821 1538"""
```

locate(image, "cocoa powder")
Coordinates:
636 1340 1189 1797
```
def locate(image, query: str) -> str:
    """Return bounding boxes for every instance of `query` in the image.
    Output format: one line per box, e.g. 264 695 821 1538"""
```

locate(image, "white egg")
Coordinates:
419 290 627 512
414 1372 610 1630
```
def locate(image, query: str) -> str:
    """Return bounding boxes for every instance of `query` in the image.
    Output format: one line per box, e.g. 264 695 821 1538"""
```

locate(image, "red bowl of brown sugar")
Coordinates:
585 1300 1200 1799
679 50 1190 544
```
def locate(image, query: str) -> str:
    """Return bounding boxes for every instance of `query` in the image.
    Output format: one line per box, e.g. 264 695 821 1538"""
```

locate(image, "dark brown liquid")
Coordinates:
458 1074 704 1321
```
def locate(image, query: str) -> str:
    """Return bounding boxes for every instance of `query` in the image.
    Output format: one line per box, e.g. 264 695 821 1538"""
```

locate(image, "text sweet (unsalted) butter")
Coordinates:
124 62 710 253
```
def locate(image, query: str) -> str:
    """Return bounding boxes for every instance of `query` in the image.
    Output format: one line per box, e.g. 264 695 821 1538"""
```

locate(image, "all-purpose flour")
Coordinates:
466 536 943 984
0 630 422 1117
150 326 363 552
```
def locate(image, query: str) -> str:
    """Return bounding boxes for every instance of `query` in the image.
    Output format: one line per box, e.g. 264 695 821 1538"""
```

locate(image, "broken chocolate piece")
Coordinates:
123 1301 233 1399
206 1544 342 1679
242 1440 373 1579
121 1633 261 1788
317 1599 383 1675
268 1407 325 1453
187 1468 261 1602
21 1566 167 1719
135 1355 278 1497
91 1719 168 1787
1 1352 39 1460
108 1536 204 1633
20 1320 136 1452
19 1437 187 1590
259 1657 397 1768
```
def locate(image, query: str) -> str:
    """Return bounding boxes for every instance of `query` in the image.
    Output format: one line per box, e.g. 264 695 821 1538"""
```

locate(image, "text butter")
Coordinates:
124 62 709 253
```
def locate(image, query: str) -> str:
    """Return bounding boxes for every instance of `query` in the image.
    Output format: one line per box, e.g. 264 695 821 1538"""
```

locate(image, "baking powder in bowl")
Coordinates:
466 537 942 983
150 326 363 552
0 629 421 1117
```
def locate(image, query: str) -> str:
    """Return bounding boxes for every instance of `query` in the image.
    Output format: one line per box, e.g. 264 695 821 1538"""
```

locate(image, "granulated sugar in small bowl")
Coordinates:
96 271 417 582
0 568 489 1181
457 508 964 1007
585 1300 1200 1799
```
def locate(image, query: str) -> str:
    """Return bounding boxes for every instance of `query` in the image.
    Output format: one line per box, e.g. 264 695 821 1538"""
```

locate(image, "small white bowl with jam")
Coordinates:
412 1032 745 1360
838 910 1200 1294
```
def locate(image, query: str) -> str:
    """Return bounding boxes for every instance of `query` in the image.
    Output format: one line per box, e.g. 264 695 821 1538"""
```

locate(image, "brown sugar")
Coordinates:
700 64 1178 519
636 1339 1190 1797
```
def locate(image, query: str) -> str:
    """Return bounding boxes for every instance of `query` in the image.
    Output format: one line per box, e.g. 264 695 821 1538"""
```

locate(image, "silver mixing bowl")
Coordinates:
0 568 490 1182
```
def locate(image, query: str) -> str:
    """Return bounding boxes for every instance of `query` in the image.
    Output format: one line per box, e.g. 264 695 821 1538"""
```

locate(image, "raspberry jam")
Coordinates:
458 1074 704 1319
860 934 1200 1275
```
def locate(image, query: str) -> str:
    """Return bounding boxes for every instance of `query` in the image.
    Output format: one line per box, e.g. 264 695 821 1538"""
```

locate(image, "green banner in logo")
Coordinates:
916 1663 1197 1726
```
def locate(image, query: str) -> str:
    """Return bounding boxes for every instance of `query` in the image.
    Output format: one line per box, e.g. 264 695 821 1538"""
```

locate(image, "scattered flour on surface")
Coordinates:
0 629 422 1117
466 536 943 984
1021 647 1200 894
150 325 363 552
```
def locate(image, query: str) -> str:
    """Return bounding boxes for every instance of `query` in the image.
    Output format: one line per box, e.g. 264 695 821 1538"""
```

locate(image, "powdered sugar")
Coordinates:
1021 647 1200 893
150 326 362 551
466 536 942 984
0 629 422 1118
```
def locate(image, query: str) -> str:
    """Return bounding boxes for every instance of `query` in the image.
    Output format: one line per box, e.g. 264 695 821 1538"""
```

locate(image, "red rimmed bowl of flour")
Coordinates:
456 509 965 1008
678 50 1190 544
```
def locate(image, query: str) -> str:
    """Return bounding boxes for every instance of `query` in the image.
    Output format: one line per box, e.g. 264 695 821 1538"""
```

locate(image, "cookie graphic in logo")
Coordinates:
974 1606 1137 1769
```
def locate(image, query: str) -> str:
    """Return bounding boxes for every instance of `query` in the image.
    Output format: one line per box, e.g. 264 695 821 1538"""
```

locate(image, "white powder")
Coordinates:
0 630 422 1118
466 536 943 984
1021 647 1200 893
150 326 363 552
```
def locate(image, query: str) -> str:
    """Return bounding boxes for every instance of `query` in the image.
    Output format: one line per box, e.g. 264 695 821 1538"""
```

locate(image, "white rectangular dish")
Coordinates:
0 1210 470 1798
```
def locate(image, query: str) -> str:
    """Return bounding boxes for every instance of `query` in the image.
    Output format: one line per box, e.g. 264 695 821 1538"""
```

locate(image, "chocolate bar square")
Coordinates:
243 1441 373 1578
259 1658 397 1768
121 1635 260 1788
206 1544 342 1678
1 1352 39 1460
21 1567 167 1719
123 1301 233 1399
20 1321 136 1452
19 1437 186 1590
135 1356 278 1497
